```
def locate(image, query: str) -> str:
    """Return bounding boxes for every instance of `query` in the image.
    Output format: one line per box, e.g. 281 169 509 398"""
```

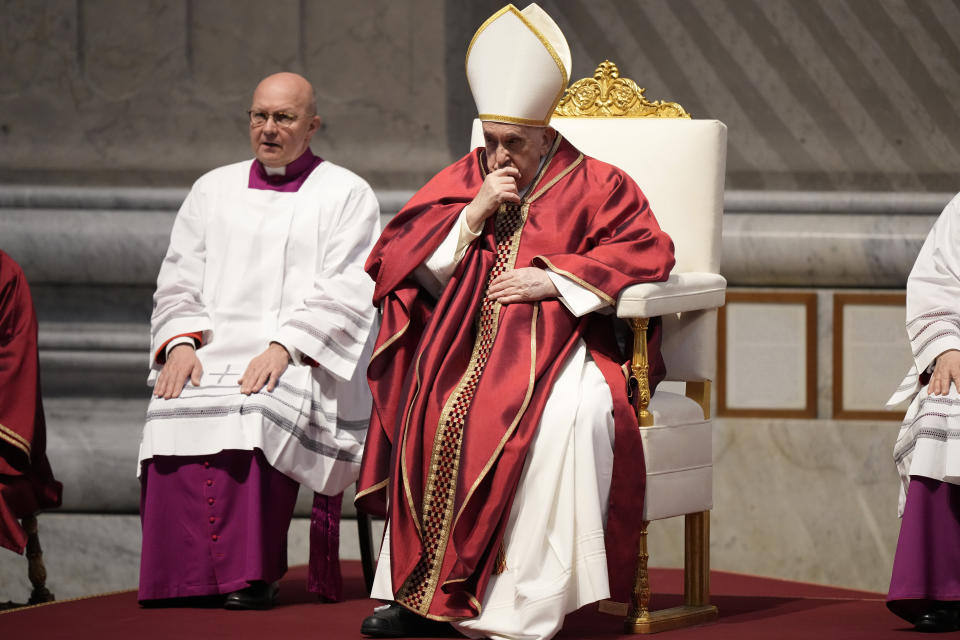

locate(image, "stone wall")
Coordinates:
2 1 959 190
0 0 450 187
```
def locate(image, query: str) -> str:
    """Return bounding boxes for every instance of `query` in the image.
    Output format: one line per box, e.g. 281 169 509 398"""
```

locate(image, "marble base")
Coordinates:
645 416 899 595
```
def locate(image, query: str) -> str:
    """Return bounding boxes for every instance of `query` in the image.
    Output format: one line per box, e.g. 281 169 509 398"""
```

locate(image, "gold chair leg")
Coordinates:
23 515 54 605
623 511 718 634
626 520 651 625
630 318 653 427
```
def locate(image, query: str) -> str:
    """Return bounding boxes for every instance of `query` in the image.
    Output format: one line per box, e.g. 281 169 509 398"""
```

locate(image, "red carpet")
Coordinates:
0 561 908 639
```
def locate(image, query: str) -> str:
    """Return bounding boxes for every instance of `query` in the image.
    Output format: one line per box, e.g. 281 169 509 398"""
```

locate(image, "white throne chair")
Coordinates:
471 60 727 634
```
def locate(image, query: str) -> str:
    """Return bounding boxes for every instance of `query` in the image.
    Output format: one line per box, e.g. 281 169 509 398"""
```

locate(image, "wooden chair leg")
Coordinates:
23 515 54 605
357 511 376 593
684 511 710 606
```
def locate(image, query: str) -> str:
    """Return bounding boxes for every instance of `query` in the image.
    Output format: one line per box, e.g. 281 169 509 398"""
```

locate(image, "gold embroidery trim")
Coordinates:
354 478 389 505
527 153 583 204
370 318 410 362
0 422 31 459
524 133 563 198
536 255 617 306
451 303 538 535
468 593 483 617
477 113 550 127
400 347 427 537
401 200 530 614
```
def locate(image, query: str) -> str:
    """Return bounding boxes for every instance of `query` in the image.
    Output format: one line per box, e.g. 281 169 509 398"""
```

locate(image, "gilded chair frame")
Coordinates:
553 60 722 634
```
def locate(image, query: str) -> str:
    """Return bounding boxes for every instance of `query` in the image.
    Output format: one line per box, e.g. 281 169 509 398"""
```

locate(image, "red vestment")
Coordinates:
356 136 674 620
0 250 62 554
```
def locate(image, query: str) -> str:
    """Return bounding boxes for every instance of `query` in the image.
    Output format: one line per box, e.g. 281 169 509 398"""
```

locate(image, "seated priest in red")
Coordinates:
137 72 379 610
0 250 62 558
355 5 675 639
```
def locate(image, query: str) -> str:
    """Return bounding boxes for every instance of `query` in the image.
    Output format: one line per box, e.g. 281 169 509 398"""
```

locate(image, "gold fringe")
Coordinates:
494 544 507 575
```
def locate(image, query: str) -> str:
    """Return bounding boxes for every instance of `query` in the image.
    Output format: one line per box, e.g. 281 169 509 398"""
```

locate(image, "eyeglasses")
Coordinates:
247 110 301 128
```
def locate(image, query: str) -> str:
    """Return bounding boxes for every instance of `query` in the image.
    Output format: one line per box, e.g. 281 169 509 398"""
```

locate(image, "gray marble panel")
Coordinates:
80 0 188 99
646 417 900 594
722 213 936 287
726 190 951 215
299 0 451 187
189 0 302 99
2 186 945 289
0 1 76 99
1 208 173 285
44 398 146 513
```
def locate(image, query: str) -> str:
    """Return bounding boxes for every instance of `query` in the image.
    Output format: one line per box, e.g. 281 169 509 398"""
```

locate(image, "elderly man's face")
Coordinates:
248 73 320 168
482 122 555 191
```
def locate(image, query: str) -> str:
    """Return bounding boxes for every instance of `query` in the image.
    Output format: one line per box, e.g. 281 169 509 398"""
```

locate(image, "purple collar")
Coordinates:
248 148 323 192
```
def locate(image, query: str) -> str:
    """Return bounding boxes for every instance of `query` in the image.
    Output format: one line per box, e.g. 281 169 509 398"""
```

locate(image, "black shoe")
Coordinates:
360 603 458 637
914 608 960 633
223 581 279 610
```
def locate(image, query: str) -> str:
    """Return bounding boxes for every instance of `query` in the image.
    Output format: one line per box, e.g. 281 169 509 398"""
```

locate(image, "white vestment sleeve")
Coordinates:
412 207 479 296
906 195 960 370
271 184 381 381
150 185 214 369
889 194 960 405
545 271 609 317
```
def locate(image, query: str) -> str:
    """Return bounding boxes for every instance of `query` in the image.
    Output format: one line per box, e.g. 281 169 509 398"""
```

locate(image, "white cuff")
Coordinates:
417 207 479 295
546 271 608 317
165 335 199 358
455 208 482 260
270 339 298 363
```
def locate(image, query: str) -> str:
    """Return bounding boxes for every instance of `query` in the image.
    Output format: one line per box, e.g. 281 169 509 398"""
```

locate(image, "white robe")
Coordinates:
371 212 614 640
138 159 380 496
888 193 960 515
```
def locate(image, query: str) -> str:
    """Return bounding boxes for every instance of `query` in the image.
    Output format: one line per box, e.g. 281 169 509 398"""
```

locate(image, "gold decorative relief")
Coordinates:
554 60 691 118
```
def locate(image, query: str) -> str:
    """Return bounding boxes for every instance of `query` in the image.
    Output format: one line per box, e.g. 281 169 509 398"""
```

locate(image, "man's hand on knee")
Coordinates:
929 349 960 396
154 344 203 399
487 267 559 304
239 342 291 395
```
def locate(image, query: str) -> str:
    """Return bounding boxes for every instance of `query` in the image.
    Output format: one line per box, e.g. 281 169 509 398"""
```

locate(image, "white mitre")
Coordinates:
466 3 572 127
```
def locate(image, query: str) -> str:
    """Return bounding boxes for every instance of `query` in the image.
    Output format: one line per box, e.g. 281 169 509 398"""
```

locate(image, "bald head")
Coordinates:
253 72 317 116
249 72 321 168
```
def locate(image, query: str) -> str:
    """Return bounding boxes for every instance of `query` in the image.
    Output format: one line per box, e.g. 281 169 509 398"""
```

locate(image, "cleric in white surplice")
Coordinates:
135 72 379 609
887 192 960 631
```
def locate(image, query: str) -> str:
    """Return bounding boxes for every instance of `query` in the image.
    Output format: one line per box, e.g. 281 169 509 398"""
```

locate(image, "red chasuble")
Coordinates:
356 136 675 620
0 251 62 553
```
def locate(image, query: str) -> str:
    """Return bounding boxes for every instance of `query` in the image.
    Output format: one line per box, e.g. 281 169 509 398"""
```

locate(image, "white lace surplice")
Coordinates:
889 193 960 515
138 159 380 495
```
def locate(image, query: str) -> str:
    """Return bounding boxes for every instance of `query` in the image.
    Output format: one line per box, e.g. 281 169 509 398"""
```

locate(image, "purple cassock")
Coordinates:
887 475 960 622
139 148 345 603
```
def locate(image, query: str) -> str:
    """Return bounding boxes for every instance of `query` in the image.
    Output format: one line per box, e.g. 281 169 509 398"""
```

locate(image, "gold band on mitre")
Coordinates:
466 4 572 127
